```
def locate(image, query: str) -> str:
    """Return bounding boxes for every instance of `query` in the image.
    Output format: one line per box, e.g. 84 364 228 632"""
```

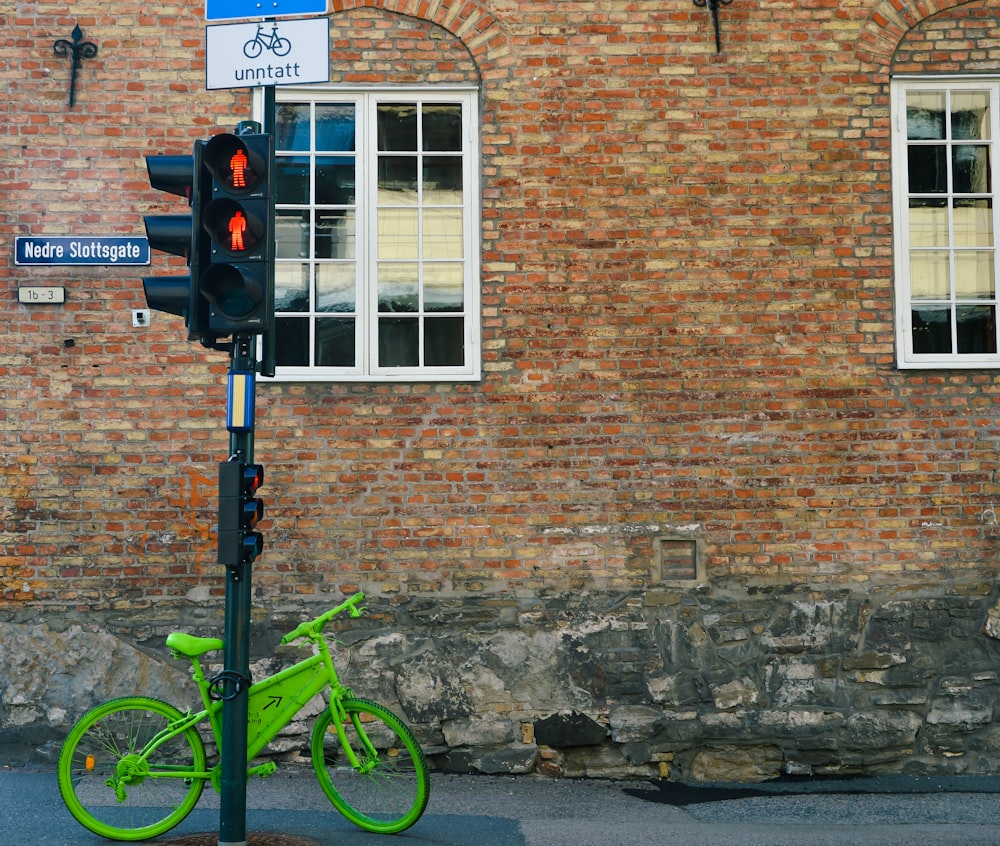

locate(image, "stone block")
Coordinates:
688 745 783 783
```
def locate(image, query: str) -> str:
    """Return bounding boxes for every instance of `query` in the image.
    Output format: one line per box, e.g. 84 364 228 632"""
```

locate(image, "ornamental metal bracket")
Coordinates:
693 0 734 53
53 24 98 109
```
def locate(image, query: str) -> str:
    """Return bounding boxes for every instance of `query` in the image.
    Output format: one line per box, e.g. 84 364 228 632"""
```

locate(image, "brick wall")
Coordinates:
3 0 1000 777
2 0 999 603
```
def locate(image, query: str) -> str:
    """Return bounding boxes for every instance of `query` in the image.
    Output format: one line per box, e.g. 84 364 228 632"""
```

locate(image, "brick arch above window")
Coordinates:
891 1 1000 75
330 0 510 77
857 0 987 75
328 8 480 86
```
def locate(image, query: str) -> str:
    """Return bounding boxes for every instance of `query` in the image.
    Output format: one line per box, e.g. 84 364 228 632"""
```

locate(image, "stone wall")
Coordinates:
7 582 1000 782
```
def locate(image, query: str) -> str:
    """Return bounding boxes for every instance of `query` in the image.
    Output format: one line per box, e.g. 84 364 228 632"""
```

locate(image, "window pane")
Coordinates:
908 200 948 247
379 317 419 366
276 103 310 151
316 263 356 312
276 210 310 259
378 263 418 312
908 145 947 193
951 92 990 140
909 250 950 299
952 145 991 194
378 208 419 259
423 156 463 196
316 156 355 205
378 156 418 201
422 104 462 151
956 306 996 353
275 263 309 312
315 209 355 260
425 263 464 312
954 199 994 247
955 252 996 299
911 307 952 354
907 91 945 139
275 316 309 365
377 104 417 152
422 208 463 259
424 317 464 366
316 104 355 151
315 319 355 366
275 156 310 204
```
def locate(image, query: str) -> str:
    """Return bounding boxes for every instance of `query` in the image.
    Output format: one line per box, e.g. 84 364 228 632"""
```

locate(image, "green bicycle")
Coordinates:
57 592 429 841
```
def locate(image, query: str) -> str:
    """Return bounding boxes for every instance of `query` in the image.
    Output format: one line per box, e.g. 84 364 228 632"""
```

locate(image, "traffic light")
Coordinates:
199 133 274 336
142 146 212 342
218 460 264 571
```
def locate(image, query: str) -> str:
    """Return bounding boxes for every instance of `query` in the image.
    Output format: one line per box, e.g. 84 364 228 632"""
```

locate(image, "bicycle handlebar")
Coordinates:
280 591 366 645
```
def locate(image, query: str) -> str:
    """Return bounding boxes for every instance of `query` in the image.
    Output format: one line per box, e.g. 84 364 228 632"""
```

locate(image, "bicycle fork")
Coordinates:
314 637 380 775
326 694 381 774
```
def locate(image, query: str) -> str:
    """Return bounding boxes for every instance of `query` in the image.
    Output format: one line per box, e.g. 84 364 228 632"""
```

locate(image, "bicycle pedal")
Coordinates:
249 761 278 779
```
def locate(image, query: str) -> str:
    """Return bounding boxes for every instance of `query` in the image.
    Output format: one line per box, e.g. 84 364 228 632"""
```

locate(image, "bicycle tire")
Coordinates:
243 38 263 59
311 697 430 833
272 37 292 56
57 696 207 841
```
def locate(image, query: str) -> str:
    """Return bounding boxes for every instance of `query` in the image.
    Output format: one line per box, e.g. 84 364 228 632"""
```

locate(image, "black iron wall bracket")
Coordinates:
693 0 734 53
53 24 98 109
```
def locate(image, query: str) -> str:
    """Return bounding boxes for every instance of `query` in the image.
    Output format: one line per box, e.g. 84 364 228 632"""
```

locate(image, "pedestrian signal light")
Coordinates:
198 132 274 335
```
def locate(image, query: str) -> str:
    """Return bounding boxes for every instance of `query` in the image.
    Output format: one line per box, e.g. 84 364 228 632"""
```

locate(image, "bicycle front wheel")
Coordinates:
57 696 207 841
311 697 430 833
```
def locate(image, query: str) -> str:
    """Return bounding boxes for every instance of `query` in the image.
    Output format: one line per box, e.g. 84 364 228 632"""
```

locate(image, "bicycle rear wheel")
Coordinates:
311 697 430 833
57 696 207 841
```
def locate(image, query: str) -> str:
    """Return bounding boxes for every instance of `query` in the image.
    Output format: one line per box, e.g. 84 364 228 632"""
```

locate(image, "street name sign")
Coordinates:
206 18 330 90
206 0 327 22
14 236 150 266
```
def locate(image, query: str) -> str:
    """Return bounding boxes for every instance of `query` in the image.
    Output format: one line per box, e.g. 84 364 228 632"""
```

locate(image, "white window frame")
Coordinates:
891 77 1000 369
254 86 481 382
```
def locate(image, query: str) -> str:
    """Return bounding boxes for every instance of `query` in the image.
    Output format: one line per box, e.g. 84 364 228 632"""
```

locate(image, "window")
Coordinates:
892 79 1000 368
265 88 480 381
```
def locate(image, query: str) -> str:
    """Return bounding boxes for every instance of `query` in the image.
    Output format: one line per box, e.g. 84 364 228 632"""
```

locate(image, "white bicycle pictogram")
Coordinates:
243 23 291 59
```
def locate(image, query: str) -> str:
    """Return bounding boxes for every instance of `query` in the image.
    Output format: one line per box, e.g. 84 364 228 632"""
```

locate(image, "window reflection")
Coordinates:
273 96 471 374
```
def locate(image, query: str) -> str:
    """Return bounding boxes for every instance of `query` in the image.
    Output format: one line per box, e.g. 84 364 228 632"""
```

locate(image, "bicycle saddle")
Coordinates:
166 631 225 658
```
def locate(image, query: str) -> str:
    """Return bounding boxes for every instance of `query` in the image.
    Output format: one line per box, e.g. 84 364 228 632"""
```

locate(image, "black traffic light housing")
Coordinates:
199 133 275 336
142 147 214 344
218 460 264 572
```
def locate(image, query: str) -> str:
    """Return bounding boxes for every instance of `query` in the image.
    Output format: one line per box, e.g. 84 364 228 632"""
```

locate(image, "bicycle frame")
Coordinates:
132 615 360 784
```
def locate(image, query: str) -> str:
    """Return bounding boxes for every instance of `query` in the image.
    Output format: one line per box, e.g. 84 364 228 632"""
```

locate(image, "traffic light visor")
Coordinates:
145 155 196 200
142 276 191 318
144 214 193 259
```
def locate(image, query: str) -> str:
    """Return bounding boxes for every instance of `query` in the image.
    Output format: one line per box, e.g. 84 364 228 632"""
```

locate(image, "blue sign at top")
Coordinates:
206 0 327 21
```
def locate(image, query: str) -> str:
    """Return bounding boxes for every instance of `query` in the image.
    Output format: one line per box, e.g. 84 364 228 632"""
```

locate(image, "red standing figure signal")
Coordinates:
230 149 248 189
229 211 247 252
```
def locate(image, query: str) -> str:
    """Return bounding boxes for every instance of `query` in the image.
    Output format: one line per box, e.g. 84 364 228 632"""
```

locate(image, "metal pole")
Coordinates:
219 333 256 846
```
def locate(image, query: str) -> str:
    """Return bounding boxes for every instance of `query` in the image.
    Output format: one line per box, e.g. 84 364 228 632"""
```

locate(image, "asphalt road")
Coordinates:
4 766 1000 846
